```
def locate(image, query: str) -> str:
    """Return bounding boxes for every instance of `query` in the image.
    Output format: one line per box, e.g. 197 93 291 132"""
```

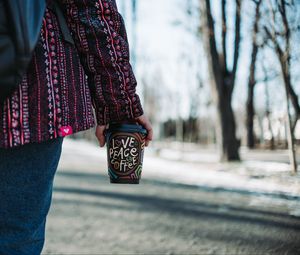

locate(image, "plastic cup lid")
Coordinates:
106 123 148 135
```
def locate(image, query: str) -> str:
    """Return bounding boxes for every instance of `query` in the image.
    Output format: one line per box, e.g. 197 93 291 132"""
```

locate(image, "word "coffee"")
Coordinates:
109 135 139 173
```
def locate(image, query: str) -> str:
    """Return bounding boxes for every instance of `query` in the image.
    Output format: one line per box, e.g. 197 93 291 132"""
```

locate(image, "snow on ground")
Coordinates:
59 137 300 203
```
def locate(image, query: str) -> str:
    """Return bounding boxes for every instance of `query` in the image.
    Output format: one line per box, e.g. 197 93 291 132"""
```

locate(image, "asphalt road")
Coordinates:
43 166 300 255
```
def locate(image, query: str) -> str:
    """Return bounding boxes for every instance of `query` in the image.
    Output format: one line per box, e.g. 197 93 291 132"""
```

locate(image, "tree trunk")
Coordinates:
246 0 261 149
284 84 297 173
280 57 298 173
200 0 241 161
246 83 255 148
287 82 300 132
264 74 275 150
278 0 297 173
266 111 275 150
218 89 240 161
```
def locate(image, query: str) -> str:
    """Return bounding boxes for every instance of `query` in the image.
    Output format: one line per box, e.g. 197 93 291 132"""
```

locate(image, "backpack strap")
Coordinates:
52 1 75 45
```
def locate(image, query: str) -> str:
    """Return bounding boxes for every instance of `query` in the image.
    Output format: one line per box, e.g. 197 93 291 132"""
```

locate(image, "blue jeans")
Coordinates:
0 137 64 255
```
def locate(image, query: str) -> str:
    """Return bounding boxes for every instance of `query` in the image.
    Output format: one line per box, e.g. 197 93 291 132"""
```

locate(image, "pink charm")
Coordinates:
59 125 73 137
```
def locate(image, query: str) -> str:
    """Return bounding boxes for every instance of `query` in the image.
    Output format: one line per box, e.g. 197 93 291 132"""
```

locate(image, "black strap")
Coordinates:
53 1 74 45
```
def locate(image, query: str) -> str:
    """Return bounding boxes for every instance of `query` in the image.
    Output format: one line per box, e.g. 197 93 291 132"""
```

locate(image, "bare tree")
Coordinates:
246 0 262 149
200 0 242 161
131 0 138 69
262 59 276 150
263 0 299 172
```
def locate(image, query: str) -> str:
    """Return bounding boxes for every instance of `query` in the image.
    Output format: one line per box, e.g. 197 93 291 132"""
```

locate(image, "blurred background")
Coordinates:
43 0 300 254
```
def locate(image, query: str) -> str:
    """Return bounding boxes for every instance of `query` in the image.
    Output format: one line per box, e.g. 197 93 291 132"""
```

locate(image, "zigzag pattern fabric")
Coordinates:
0 0 144 149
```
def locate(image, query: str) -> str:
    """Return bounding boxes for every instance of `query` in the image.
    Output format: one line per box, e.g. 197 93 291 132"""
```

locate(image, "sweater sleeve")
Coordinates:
59 0 144 125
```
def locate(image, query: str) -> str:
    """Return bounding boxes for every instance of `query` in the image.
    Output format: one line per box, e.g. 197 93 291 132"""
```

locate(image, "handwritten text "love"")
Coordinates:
109 136 139 173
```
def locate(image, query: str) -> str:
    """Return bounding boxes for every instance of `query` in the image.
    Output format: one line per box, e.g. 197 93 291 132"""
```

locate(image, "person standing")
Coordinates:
0 0 153 254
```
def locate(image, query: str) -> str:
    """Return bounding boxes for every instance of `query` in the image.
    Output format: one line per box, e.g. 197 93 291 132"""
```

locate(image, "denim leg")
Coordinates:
0 137 64 255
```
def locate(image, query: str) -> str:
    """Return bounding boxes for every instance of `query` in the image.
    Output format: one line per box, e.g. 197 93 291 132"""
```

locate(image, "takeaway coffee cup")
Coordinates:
104 123 148 184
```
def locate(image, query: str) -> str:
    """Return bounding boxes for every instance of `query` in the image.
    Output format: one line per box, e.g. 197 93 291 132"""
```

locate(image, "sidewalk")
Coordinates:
42 137 300 254
59 138 300 202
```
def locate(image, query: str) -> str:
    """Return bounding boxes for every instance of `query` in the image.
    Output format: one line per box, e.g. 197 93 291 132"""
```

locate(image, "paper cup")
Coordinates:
104 123 147 184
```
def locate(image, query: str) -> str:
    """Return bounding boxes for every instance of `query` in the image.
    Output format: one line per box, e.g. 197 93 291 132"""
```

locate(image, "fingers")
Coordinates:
96 115 153 148
142 120 153 146
96 125 107 147
135 115 153 147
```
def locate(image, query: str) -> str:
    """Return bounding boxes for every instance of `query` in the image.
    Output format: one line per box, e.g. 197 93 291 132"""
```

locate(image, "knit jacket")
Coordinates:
0 0 144 149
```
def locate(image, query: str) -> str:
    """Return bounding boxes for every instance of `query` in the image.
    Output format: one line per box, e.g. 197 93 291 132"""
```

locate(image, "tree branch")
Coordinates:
230 0 242 93
280 0 291 66
201 0 222 93
248 0 262 88
221 0 227 73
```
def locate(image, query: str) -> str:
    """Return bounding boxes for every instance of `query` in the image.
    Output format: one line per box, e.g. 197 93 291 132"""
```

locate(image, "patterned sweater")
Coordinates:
0 0 144 149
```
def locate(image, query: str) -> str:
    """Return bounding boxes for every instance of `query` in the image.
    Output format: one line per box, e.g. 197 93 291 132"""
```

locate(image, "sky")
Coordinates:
116 0 300 122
